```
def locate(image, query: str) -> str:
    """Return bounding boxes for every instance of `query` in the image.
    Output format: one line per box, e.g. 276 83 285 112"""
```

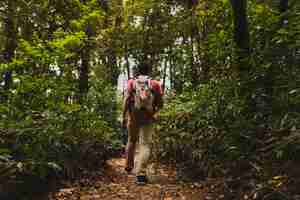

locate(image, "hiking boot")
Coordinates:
136 175 147 185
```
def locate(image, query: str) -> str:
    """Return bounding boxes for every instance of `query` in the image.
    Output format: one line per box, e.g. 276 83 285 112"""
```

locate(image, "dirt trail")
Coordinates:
48 157 218 200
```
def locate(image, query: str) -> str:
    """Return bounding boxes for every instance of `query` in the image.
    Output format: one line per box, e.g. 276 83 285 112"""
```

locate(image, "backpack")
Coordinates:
132 75 155 112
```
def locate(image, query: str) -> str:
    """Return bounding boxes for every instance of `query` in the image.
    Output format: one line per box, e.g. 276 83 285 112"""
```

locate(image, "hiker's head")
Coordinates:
137 62 150 76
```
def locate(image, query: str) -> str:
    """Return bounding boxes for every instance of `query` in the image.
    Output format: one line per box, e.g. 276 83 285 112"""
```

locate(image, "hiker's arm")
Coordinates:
154 82 164 112
149 82 163 120
122 96 129 121
122 80 134 127
121 94 130 128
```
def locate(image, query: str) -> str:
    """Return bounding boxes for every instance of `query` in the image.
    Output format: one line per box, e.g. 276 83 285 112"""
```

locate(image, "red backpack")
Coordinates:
127 75 163 114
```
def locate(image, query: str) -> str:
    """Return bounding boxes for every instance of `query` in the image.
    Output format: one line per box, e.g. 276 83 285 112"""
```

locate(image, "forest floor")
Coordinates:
46 156 226 200
29 153 300 200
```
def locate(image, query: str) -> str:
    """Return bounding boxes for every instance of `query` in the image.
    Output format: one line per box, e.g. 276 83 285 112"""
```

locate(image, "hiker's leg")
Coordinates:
135 123 154 176
125 121 139 171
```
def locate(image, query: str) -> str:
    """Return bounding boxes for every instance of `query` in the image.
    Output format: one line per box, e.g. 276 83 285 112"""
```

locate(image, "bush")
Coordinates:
0 77 120 197
154 77 300 179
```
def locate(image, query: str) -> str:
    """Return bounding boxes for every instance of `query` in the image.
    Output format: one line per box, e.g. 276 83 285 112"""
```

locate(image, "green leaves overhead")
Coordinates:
51 31 87 51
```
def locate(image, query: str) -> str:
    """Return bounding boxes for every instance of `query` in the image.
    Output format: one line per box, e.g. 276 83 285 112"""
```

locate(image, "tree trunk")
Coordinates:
79 47 90 101
264 0 289 115
230 0 254 114
78 24 94 102
169 46 175 90
102 1 121 85
197 3 210 83
125 43 131 80
107 48 119 85
279 0 289 13
162 54 168 92
190 8 199 87
265 0 289 97
230 0 250 74
2 0 17 92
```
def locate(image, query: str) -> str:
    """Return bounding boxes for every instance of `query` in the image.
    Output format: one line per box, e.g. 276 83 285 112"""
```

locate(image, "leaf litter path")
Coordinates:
48 157 221 200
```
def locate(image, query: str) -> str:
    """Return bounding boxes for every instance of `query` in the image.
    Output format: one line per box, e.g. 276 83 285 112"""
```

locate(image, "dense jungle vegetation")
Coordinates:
0 0 300 199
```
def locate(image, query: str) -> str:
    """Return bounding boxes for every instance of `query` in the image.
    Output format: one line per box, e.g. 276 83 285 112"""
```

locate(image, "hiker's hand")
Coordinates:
152 113 159 121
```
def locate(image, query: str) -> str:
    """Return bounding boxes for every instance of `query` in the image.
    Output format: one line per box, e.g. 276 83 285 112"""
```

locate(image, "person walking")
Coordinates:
122 63 163 185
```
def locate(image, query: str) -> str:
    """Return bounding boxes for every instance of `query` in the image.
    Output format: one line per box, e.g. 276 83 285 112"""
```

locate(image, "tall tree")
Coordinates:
230 0 250 75
79 36 91 100
279 0 289 9
2 0 17 92
78 0 108 101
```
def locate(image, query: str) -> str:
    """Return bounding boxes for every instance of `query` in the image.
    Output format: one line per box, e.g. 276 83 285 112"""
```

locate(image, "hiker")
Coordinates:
122 63 163 184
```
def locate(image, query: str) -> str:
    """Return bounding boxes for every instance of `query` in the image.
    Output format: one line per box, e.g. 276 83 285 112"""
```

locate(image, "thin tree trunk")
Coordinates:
125 43 131 80
230 0 253 113
266 0 289 97
230 0 250 74
141 11 152 75
162 53 168 92
169 46 174 90
2 0 17 92
279 0 289 14
265 0 289 113
190 8 199 87
107 48 119 85
78 23 94 102
197 2 210 83
79 47 90 101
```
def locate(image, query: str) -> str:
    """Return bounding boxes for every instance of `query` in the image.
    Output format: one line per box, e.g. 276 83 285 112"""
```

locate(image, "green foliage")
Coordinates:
0 0 300 195
155 80 253 176
51 31 87 52
156 77 300 179
0 1 120 195
0 79 119 196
